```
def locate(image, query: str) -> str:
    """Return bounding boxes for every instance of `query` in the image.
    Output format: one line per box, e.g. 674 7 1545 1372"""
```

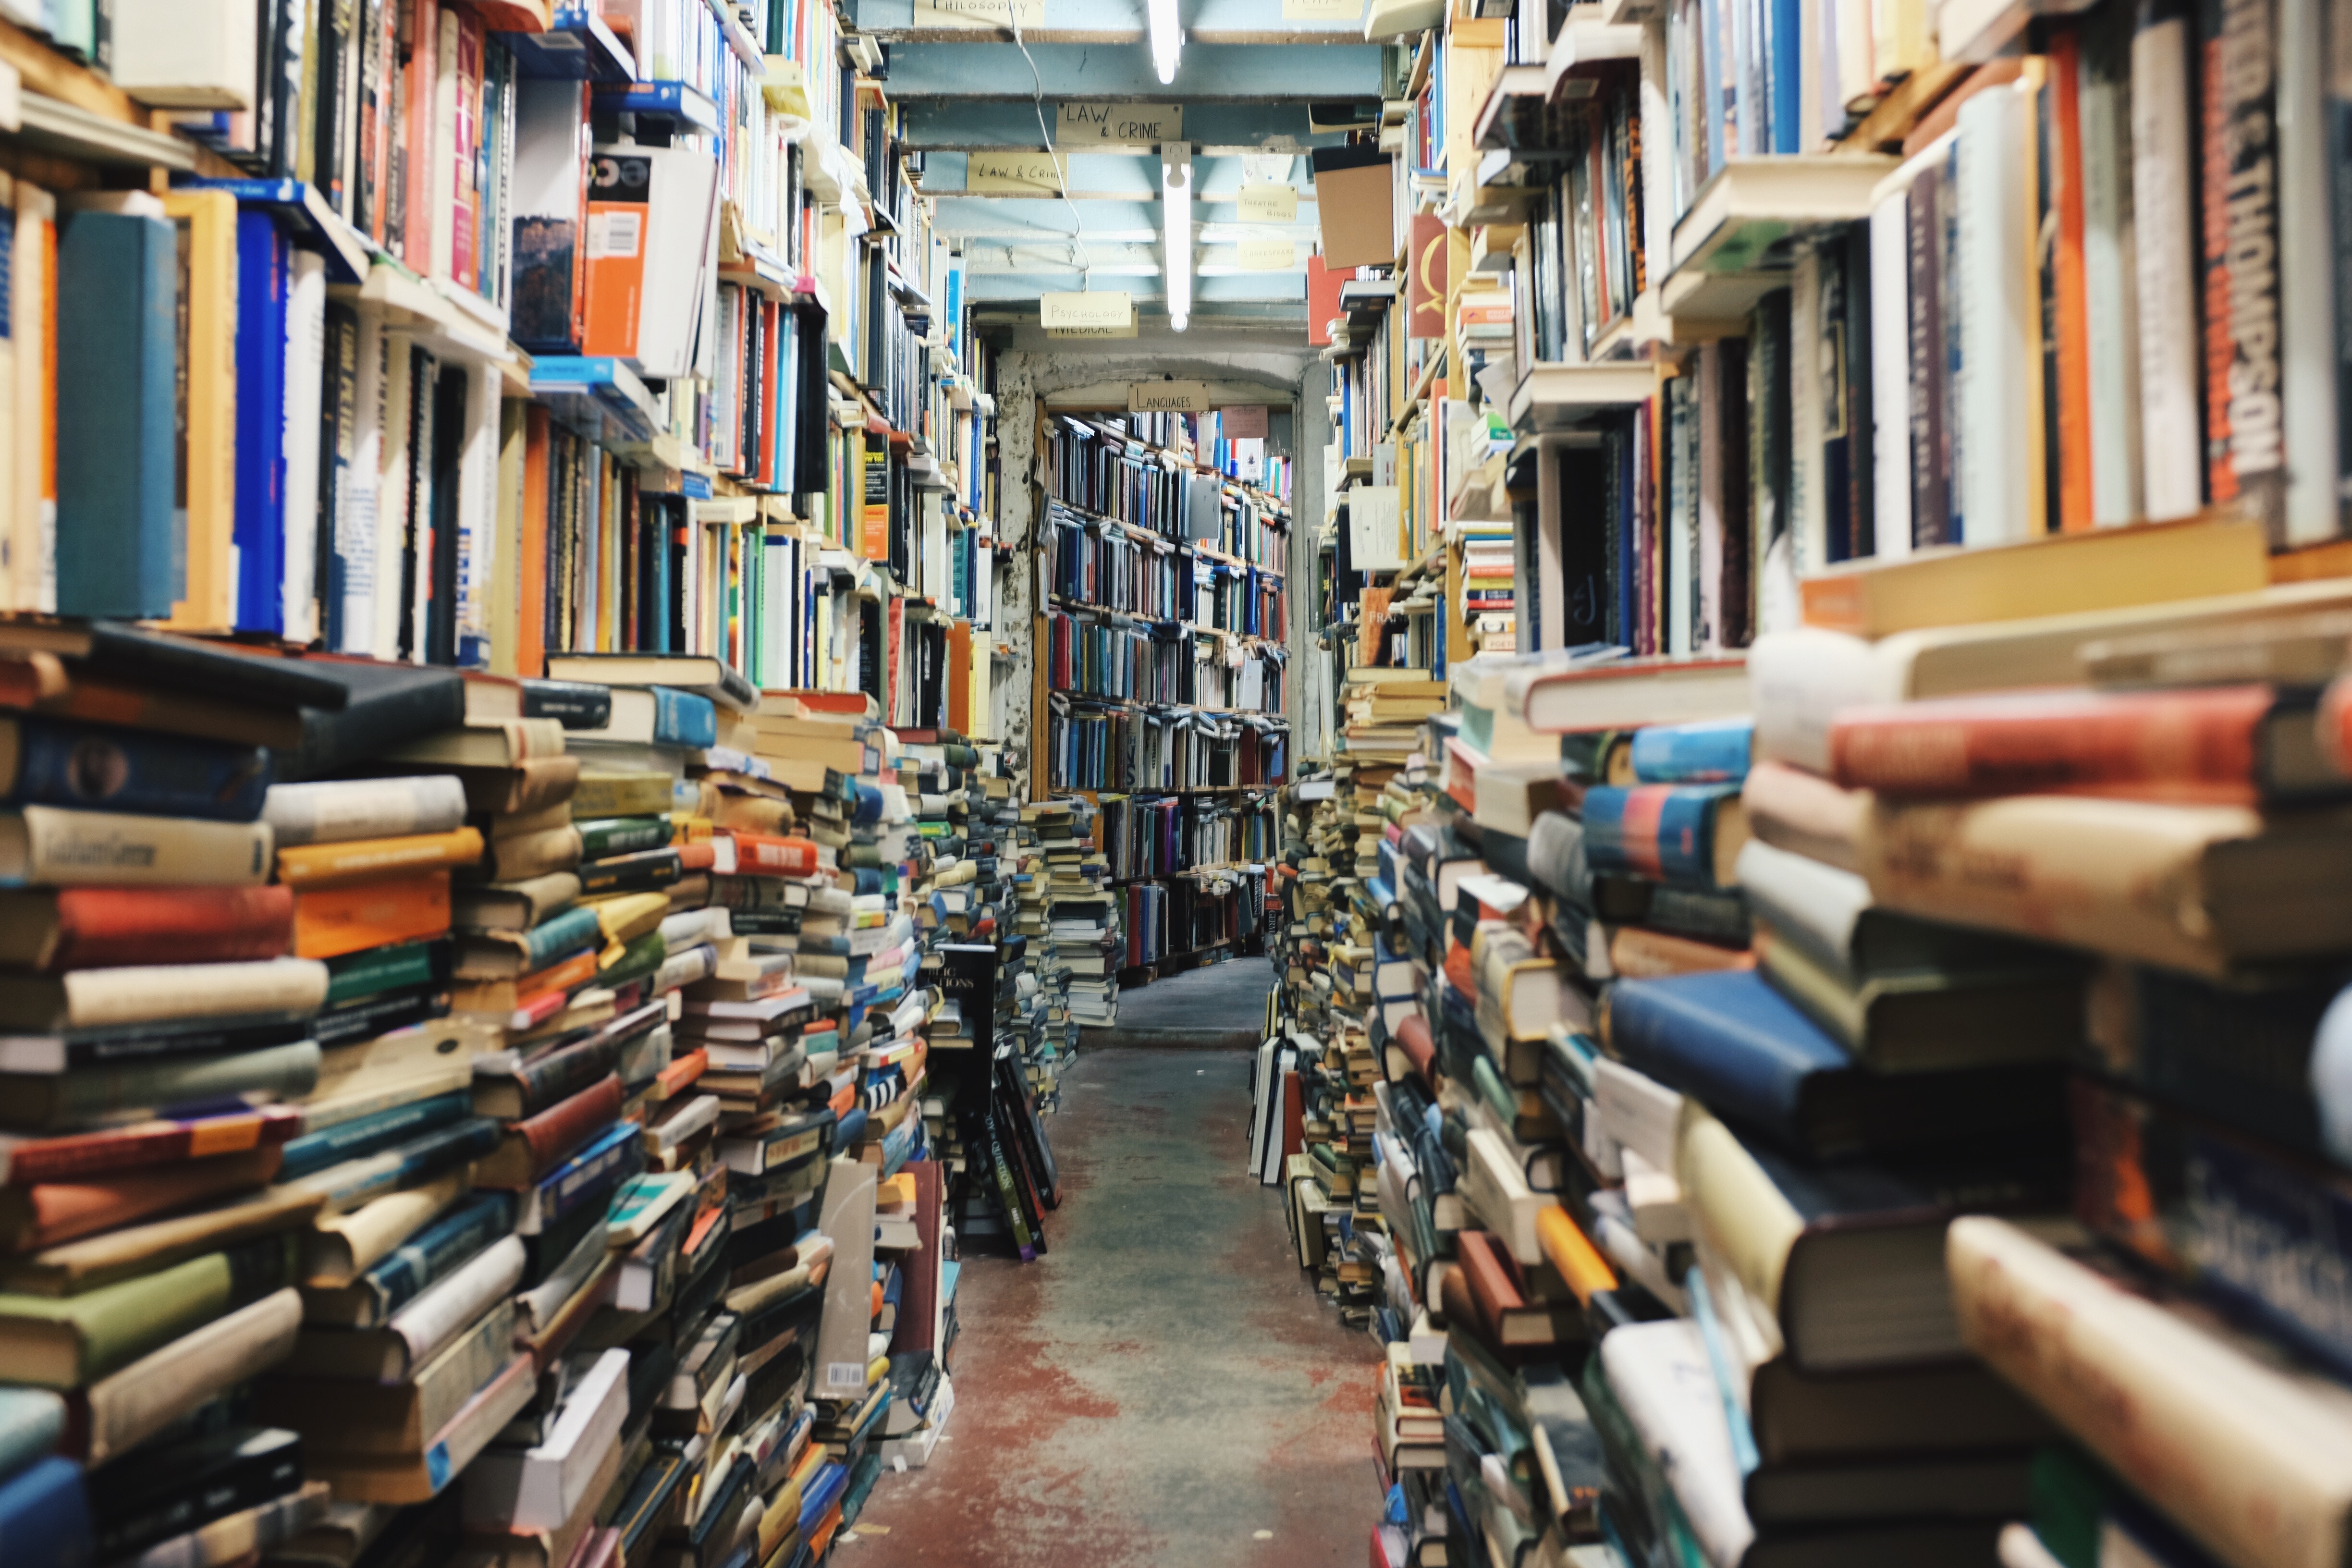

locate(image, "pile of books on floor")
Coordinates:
0 625 988 1566
1271 520 2352 1568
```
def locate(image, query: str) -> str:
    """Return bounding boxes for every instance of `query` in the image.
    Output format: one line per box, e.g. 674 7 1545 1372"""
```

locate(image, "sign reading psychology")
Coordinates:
1041 292 1134 329
1057 102 1182 146
912 0 1046 26
1129 381 1214 413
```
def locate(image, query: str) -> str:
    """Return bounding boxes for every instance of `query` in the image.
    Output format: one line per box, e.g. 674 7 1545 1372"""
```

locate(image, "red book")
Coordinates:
676 840 720 873
890 1158 944 1358
475 1073 624 1188
1830 685 2315 804
1390 1014 1437 1087
1280 1070 1304 1160
0 886 294 973
0 1145 284 1252
729 833 823 877
0 1105 301 1186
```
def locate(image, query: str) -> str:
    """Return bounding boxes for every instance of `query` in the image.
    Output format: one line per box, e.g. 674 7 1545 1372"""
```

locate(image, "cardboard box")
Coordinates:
1313 148 1395 271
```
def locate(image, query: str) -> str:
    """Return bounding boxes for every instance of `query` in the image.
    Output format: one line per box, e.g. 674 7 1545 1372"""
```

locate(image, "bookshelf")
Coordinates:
1033 404 1290 981
1268 1 2352 1566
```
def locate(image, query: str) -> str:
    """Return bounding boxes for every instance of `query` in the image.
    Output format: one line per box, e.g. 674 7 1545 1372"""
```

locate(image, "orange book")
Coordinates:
519 404 551 680
2048 29 2094 532
0 1145 286 1253
403 0 439 271
947 621 972 735
277 827 485 889
292 871 452 959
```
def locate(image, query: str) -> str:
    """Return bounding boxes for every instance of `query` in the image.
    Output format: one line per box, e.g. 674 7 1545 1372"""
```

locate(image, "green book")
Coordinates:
572 771 675 820
324 941 441 1007
0 1041 322 1132
576 816 673 860
0 1233 293 1387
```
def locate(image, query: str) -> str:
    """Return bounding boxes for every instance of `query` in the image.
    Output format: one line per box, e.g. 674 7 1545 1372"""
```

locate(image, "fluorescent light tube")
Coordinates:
1163 143 1191 332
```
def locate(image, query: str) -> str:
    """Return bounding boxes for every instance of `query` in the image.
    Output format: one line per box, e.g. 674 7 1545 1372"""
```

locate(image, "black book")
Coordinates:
272 657 467 781
89 1425 303 1561
519 678 613 729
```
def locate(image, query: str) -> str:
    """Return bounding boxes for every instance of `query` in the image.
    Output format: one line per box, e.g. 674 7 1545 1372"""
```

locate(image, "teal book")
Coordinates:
0 1388 64 1478
55 209 179 619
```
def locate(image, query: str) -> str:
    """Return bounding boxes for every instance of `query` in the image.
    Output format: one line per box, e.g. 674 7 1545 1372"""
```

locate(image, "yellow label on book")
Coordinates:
1237 182 1300 223
1041 291 1133 329
911 0 1044 26
1057 102 1182 146
1237 237 1297 270
1130 380 1214 413
966 151 1068 194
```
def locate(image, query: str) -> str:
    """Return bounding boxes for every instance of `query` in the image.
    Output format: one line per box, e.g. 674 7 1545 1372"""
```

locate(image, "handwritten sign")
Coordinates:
1220 404 1269 439
1282 0 1361 16
1049 322 1141 339
912 0 1046 27
1041 291 1133 329
1057 102 1182 147
1238 237 1297 270
966 151 1068 194
1237 182 1300 223
1130 381 1214 413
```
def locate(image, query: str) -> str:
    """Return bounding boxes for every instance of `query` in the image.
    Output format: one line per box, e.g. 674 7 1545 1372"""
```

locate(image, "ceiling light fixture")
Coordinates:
1162 142 1191 332
1147 0 1182 85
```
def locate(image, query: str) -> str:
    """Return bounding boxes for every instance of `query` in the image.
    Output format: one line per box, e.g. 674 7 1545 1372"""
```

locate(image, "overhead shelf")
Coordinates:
1507 362 1660 434
502 6 637 81
176 177 375 284
1665 153 1900 278
15 90 193 168
1545 15 1642 97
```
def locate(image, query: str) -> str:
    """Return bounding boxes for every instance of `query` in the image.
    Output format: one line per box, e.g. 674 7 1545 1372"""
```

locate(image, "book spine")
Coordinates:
10 719 270 823
2133 0 2208 520
519 905 602 971
1907 159 1949 548
356 1189 514 1325
44 886 295 973
575 848 681 895
43 1044 320 1132
1831 688 2275 797
532 1121 644 1231
74 1289 299 1465
277 1089 469 1182
262 775 468 848
499 1038 622 1120
733 835 821 876
500 1073 624 1187
2199 0 2287 541
276 825 485 886
0 1108 294 1185
16 807 273 889
387 1232 524 1371
298 1114 498 1213
576 817 670 860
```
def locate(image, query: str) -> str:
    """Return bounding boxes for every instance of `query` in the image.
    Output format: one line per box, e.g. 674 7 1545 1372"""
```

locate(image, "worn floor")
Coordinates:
846 1040 1380 1567
1081 953 1277 1050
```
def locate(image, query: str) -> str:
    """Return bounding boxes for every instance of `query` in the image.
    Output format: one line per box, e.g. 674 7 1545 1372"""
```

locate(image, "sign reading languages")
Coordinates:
1129 381 1214 414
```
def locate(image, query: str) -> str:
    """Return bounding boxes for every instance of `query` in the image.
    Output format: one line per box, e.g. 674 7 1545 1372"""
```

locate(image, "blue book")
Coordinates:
0 1390 63 1482
0 1457 88 1567
520 904 605 971
54 209 177 619
277 1090 472 1181
1604 970 2066 1157
299 1115 502 1210
649 687 717 748
527 1119 643 1234
348 1191 517 1325
1769 0 1801 151
1581 783 1740 889
2 715 270 821
1629 719 1754 785
233 211 290 633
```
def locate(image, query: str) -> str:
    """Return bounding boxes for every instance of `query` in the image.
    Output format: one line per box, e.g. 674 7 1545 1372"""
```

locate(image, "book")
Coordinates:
543 653 758 713
570 771 674 818
86 1423 304 1562
301 1191 515 1329
1829 685 2344 804
302 1351 536 1502
54 209 177 620
1860 794 2352 975
278 1233 525 1383
302 1171 472 1287
291 869 453 960
74 1286 303 1464
570 686 717 749
460 1347 628 1531
1629 718 1754 784
0 1457 90 1565
264 774 470 846
277 825 485 887
259 1299 515 1458
383 719 567 768
277 1090 471 1181
0 1183 321 1297
453 872 582 932
0 805 274 887
0 1232 294 1387
474 1074 623 1189
446 756 583 816
0 714 270 821
0 955 327 1033
1581 784 1747 891
0 1043 321 1133
519 680 612 729
1601 970 2065 1158
1508 655 1750 734
1950 1215 2352 1568
0 885 296 973
282 1115 500 1216
1798 514 2268 636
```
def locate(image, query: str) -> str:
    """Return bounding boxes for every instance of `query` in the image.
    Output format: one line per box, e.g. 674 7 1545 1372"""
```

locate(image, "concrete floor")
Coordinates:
847 1045 1381 1567
1080 954 1277 1050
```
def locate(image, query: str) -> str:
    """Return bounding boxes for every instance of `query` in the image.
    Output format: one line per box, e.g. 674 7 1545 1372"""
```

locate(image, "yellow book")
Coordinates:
277 827 485 889
160 190 240 632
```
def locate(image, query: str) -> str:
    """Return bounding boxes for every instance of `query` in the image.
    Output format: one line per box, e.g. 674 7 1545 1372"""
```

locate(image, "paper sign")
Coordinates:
1058 102 1182 146
1283 0 1362 16
1130 381 1214 413
1221 404 1270 439
1237 182 1300 223
1048 323 1142 338
913 0 1045 26
1238 237 1296 270
1041 291 1133 329
966 151 1067 194
1407 211 1447 340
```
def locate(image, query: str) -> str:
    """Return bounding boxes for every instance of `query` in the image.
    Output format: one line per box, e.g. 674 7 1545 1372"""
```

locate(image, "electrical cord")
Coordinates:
1005 8 1092 277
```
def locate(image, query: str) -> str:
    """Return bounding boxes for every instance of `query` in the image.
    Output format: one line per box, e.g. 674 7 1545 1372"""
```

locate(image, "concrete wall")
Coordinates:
984 331 1324 801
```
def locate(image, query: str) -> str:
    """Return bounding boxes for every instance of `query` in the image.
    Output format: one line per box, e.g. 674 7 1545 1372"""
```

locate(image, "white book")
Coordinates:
2278 0 2340 548
2077 25 2144 528
1789 248 1826 576
2130 9 2206 521
385 1234 526 1379
264 775 469 847
1598 1321 1754 1568
109 0 257 108
461 1348 629 1532
281 249 327 643
1954 85 2033 547
1867 191 1913 558
338 306 387 656
456 361 502 666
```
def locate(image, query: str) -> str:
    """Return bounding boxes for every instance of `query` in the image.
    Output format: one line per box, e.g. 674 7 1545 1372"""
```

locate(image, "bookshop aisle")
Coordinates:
849 1047 1379 1568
